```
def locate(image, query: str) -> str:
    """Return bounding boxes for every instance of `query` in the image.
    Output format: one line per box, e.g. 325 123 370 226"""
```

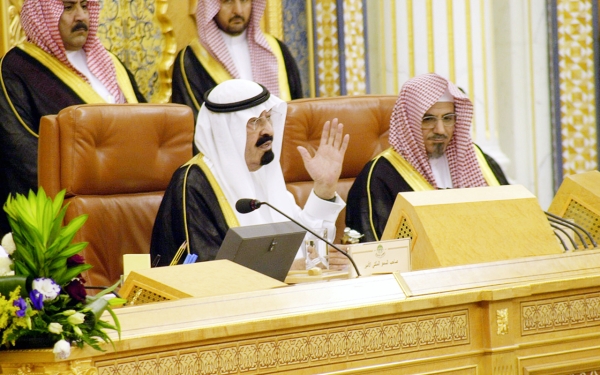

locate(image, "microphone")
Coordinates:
235 198 262 213
235 198 361 277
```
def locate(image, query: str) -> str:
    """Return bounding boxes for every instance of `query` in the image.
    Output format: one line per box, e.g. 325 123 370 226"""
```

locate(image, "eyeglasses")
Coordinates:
421 113 457 129
247 110 272 131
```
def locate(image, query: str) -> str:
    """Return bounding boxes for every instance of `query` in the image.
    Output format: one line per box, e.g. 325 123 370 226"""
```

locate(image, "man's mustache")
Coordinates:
71 22 88 32
229 16 245 23
428 134 448 141
256 135 273 147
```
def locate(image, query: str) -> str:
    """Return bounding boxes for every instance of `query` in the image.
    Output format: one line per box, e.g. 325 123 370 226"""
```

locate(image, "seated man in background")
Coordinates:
0 0 145 236
171 0 303 124
346 73 509 242
151 79 348 267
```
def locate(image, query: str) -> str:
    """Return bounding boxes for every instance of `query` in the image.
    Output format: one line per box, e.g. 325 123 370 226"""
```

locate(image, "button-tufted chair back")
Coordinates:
282 95 397 242
38 104 194 287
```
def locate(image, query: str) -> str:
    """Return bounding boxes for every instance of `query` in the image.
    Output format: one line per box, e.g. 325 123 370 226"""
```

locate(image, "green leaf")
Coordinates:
83 298 108 325
46 215 88 259
47 205 68 252
39 194 54 249
17 193 37 230
107 297 127 306
12 246 37 278
55 242 88 260
47 258 67 275
93 279 121 299
13 262 34 279
0 276 28 297
61 215 88 238
51 189 66 216
55 264 92 286
104 305 121 341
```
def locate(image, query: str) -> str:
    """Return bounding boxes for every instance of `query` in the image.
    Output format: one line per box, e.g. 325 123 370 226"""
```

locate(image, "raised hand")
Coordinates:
297 118 350 200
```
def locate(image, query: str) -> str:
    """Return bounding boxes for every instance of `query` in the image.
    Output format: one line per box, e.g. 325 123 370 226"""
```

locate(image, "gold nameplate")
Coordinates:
344 239 411 278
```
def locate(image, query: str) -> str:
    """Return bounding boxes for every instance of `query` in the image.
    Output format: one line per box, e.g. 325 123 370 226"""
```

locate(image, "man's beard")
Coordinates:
224 16 248 35
260 150 275 165
257 134 274 165
428 143 446 159
427 135 448 159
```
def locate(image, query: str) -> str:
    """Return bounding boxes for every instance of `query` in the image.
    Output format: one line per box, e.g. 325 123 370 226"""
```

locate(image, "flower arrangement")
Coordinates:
0 188 123 359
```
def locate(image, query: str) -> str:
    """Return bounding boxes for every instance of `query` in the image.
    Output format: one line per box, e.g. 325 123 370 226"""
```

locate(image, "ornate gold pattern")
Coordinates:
556 0 597 175
1 360 97 375
563 199 600 248
497 308 509 335
8 0 25 48
153 0 177 103
263 0 283 40
97 1 171 103
97 310 470 374
315 0 340 96
342 0 366 95
127 285 170 305
521 292 600 335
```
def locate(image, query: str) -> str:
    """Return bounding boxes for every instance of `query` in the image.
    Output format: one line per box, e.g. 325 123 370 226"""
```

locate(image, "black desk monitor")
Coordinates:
215 221 306 282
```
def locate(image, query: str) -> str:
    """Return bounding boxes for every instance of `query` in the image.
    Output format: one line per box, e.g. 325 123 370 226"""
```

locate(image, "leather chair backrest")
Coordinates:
281 95 397 242
39 104 194 287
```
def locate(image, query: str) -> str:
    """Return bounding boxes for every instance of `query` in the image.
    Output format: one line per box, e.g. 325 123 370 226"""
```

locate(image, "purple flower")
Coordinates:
13 297 27 317
67 254 85 267
29 289 44 310
64 277 87 302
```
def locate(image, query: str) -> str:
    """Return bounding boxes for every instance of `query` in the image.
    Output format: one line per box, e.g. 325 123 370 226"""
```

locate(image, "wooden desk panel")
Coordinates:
2 254 600 374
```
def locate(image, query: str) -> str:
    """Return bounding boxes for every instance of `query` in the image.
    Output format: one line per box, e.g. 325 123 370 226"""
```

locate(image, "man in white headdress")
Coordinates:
171 0 303 124
346 73 509 242
151 79 348 266
0 0 145 236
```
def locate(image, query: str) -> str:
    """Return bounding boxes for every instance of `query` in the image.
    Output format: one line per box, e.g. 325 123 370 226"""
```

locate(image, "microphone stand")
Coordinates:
260 201 361 277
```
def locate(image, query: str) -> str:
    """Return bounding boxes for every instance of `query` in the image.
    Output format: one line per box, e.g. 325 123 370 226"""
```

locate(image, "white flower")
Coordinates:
48 322 63 335
0 256 13 276
67 312 86 325
1 233 15 255
62 309 76 316
31 278 61 301
53 339 71 360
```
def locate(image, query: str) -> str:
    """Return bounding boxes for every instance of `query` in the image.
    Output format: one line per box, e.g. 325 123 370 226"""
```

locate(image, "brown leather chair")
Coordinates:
282 95 397 242
38 104 194 287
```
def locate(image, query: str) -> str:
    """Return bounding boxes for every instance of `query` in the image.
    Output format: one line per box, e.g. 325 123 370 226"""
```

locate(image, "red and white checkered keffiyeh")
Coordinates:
20 0 125 103
196 0 280 96
388 73 487 188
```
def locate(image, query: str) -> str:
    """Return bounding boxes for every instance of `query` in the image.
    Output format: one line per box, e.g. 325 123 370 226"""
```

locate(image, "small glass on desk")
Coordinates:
303 229 329 270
